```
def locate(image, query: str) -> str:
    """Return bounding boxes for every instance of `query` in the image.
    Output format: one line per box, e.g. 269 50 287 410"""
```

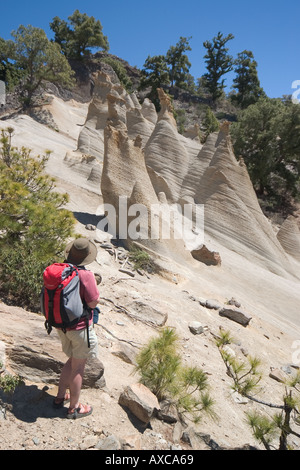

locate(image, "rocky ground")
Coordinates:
1 89 300 454
1 184 300 453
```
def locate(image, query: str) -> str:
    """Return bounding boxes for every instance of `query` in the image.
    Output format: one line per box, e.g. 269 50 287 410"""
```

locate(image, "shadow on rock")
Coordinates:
0 383 67 423
118 403 151 434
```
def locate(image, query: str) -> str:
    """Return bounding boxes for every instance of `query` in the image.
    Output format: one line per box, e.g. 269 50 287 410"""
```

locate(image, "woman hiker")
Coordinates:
53 238 100 419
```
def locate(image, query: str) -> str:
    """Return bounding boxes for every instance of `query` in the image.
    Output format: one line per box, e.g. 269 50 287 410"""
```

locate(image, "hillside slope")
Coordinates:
0 83 300 451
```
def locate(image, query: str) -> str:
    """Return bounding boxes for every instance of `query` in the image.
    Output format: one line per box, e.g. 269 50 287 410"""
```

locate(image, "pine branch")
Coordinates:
245 394 284 409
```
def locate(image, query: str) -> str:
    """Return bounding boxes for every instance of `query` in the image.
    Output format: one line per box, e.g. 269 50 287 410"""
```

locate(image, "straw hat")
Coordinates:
64 238 97 266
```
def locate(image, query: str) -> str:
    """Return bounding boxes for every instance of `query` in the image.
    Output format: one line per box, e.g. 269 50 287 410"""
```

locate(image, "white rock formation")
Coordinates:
77 71 112 160
78 74 299 277
144 89 191 203
195 122 296 276
77 72 158 160
101 89 192 264
277 215 300 262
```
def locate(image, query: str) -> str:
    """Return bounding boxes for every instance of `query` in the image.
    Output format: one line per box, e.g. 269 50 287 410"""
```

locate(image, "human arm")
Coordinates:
87 298 99 309
78 270 100 309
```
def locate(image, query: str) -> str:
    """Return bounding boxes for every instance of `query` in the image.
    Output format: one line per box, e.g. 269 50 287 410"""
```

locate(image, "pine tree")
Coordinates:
135 327 216 423
231 50 265 109
0 128 75 310
217 329 300 450
3 25 75 108
166 36 193 91
202 32 234 102
139 55 170 110
0 37 23 91
231 98 300 207
50 10 109 59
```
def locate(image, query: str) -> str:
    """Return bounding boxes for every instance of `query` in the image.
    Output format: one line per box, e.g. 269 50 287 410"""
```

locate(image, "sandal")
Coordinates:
53 392 70 409
67 403 93 420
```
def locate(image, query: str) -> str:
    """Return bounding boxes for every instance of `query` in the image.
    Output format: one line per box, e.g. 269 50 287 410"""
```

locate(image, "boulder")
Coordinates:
228 297 241 308
96 435 122 450
111 341 137 365
188 321 204 335
0 303 105 389
219 307 252 326
182 427 221 450
191 244 221 266
118 383 160 423
157 399 179 423
205 299 222 310
269 368 288 383
128 300 168 327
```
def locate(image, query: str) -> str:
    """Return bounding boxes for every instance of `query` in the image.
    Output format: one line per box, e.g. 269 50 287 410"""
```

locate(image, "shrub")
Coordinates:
0 370 23 394
128 246 156 273
217 329 300 450
135 327 215 423
100 57 132 92
201 106 219 141
135 327 181 401
0 128 75 311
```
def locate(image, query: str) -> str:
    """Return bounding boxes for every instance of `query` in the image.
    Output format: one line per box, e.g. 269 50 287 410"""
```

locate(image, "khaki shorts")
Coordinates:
56 325 98 360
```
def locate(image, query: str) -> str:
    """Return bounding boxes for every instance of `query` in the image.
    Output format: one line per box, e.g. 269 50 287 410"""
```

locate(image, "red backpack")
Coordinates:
40 263 91 344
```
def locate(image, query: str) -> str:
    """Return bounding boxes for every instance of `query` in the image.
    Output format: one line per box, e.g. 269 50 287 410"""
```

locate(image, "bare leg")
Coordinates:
56 357 72 399
55 357 92 417
68 357 87 409
57 356 87 408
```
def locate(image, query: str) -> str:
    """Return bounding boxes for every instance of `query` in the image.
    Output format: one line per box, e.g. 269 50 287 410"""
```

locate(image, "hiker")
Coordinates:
53 238 100 419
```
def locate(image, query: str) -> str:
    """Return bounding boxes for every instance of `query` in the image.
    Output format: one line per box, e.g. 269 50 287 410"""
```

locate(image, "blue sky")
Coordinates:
0 0 299 98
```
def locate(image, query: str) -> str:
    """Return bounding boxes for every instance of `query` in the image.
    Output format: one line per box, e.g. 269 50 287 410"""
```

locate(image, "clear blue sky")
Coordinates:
0 0 299 98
